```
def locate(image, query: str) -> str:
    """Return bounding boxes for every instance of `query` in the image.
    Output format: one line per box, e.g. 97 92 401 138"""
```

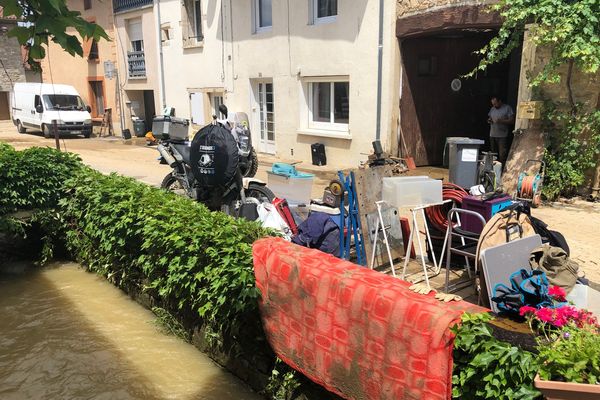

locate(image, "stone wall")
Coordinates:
397 0 494 18
0 22 28 92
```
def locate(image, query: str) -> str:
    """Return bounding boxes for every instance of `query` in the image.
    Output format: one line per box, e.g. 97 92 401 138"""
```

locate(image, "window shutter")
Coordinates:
82 38 93 58
181 0 192 46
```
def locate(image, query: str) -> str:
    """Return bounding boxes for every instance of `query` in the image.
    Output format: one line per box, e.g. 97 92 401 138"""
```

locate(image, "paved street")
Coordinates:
1 120 598 283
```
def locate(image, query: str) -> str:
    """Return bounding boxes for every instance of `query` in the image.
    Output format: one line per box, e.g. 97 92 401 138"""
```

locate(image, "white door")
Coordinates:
190 92 205 125
256 81 275 154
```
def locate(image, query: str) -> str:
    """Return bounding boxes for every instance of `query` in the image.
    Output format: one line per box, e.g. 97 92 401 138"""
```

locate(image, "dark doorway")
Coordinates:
143 90 156 132
400 30 522 165
0 92 10 120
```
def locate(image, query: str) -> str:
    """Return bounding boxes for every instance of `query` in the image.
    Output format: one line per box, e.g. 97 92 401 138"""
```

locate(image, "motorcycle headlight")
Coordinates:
238 136 249 151
84 119 92 125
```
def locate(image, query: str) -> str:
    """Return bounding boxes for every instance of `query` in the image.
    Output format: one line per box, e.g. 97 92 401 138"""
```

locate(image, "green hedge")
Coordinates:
0 144 82 217
60 168 270 337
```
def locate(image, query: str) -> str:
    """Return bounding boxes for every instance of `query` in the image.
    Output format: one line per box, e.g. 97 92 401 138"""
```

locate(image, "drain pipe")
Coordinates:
375 0 384 141
154 0 167 111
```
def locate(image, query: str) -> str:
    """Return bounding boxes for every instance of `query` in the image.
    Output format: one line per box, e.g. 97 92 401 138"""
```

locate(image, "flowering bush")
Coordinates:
520 305 599 331
518 285 600 385
537 325 600 384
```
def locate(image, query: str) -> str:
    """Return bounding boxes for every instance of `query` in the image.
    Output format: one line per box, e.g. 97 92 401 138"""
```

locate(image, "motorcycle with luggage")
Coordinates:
154 106 273 218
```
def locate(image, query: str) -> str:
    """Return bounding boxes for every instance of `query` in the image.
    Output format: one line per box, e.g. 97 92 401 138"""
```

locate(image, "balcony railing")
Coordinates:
127 51 146 78
113 0 152 13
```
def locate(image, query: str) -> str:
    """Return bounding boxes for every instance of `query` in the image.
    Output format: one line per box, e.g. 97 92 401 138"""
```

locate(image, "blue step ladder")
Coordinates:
338 171 366 266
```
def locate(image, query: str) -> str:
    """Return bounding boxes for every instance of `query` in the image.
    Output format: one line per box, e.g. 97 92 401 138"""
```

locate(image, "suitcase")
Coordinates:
311 143 327 166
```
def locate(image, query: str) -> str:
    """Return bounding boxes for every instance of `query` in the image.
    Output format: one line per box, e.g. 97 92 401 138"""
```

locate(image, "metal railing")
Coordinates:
127 51 146 78
113 0 152 13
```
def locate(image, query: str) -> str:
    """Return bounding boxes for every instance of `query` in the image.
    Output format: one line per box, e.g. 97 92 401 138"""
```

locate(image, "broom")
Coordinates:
398 123 416 170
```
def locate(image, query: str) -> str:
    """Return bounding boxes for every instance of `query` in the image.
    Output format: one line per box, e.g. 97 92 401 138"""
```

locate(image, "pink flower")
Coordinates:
535 307 555 323
549 286 567 302
519 306 537 316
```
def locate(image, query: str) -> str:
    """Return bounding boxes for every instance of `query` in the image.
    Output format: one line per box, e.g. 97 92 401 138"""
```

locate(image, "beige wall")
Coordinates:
39 0 120 127
159 0 400 169
114 4 161 133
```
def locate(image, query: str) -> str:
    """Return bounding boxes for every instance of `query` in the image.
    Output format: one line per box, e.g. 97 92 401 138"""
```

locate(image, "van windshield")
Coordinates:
43 94 86 111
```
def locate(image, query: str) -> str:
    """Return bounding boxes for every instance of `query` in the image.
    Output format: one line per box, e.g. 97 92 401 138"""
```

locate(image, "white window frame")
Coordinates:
253 0 272 33
310 0 337 25
305 77 349 133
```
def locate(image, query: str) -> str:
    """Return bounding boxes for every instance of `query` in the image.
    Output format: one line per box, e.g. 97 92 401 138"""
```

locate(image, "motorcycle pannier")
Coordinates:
190 124 239 187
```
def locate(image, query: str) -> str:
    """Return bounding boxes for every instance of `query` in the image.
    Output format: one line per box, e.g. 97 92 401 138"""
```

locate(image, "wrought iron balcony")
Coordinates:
113 0 152 13
127 51 146 78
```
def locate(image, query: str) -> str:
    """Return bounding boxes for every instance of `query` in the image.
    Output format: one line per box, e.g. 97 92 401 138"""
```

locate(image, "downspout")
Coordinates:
375 0 384 141
154 0 167 111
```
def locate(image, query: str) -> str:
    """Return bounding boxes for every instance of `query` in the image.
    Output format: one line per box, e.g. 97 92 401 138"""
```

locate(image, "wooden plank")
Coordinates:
396 5 502 38
353 165 406 269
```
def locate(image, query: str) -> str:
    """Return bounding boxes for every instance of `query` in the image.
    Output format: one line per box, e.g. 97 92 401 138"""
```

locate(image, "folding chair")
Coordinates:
442 208 486 293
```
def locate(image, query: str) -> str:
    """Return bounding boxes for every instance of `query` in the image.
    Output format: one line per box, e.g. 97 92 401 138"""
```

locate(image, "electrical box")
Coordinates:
517 101 543 120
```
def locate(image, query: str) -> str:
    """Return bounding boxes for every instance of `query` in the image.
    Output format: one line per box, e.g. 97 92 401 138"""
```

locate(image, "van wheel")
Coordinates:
42 124 51 139
17 120 26 133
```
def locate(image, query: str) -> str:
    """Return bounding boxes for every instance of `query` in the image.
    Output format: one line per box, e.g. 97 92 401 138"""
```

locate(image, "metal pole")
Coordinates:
375 0 384 141
52 119 60 151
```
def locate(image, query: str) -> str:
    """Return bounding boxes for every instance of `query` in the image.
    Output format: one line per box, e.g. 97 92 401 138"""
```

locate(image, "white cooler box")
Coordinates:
267 172 314 205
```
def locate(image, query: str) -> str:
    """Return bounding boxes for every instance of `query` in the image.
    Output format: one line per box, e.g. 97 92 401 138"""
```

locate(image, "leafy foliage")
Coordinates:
473 0 600 86
0 144 82 215
0 0 109 71
451 313 541 399
263 358 302 400
0 144 83 261
542 107 600 199
537 325 600 384
59 168 270 338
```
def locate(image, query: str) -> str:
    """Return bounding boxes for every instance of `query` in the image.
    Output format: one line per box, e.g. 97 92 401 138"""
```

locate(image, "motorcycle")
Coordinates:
157 105 274 218
215 104 258 178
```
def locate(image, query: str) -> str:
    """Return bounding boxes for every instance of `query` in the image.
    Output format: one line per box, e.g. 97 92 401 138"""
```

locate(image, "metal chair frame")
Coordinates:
442 208 486 293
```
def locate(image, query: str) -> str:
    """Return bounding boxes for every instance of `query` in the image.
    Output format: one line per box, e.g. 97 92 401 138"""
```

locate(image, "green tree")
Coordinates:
0 0 109 71
472 0 600 199
472 0 599 92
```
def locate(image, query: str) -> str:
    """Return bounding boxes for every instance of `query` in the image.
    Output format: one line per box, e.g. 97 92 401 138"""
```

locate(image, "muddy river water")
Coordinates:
0 263 262 400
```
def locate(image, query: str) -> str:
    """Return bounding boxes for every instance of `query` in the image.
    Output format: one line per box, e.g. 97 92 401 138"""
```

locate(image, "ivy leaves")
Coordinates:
0 0 110 71
473 0 600 86
59 167 270 339
451 313 541 400
542 107 600 199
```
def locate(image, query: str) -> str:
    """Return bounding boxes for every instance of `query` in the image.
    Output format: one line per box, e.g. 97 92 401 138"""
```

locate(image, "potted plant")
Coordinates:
520 286 600 399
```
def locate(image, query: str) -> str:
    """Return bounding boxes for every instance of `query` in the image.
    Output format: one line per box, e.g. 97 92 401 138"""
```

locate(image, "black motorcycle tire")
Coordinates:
245 183 275 202
241 148 259 178
161 173 191 198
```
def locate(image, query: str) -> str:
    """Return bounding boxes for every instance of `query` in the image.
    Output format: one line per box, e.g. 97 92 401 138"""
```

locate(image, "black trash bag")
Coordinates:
190 124 239 188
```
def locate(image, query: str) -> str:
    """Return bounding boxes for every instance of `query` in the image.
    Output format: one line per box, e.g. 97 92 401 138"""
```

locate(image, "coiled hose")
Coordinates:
425 183 469 232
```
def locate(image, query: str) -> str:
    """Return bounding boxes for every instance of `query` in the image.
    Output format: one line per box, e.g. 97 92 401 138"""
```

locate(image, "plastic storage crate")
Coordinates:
152 116 190 141
267 170 315 205
382 176 443 208
461 195 513 233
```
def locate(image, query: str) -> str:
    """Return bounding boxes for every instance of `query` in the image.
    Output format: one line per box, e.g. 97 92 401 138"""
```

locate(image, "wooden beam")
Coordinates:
396 5 502 38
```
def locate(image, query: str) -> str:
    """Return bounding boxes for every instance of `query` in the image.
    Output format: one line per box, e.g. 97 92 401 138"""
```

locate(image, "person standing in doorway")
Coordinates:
487 95 514 166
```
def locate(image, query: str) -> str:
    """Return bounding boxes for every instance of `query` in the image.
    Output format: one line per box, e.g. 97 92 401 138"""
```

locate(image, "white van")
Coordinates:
11 83 93 138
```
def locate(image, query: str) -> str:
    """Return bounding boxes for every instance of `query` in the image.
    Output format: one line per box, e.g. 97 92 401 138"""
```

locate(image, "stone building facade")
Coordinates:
0 7 37 120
